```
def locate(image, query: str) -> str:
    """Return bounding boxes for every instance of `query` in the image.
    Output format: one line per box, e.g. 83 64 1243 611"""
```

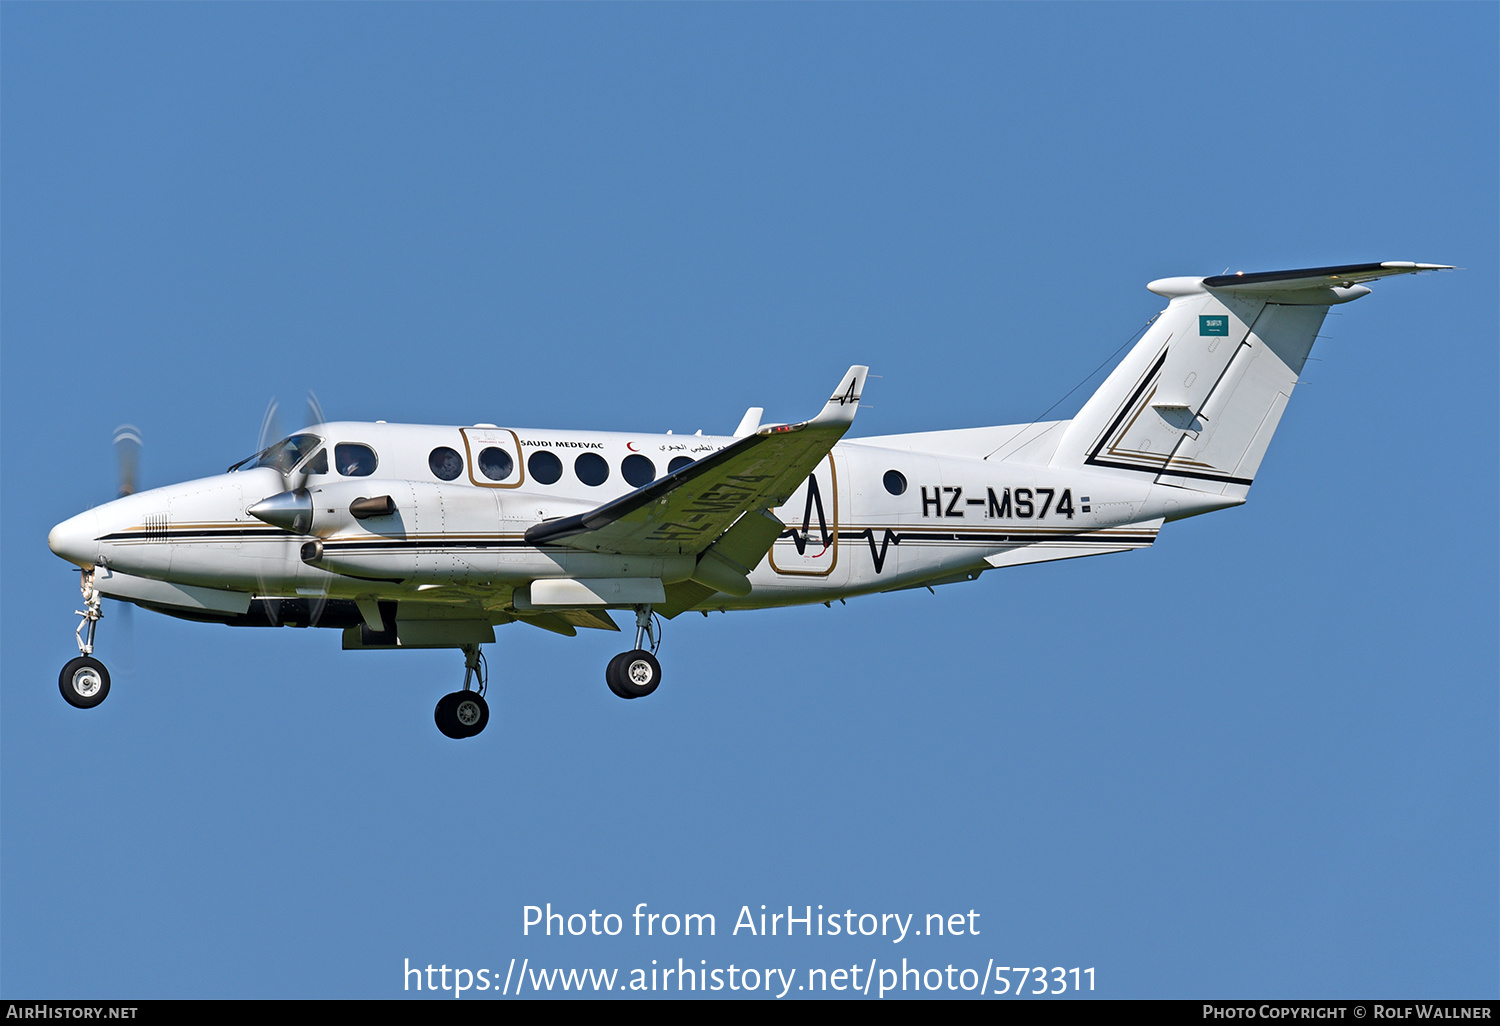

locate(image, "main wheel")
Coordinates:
610 649 661 699
435 691 488 739
59 656 110 709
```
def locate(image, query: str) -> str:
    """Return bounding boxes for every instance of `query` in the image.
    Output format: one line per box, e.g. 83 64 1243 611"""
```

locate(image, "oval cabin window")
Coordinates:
574 452 609 486
528 451 562 485
478 447 515 481
621 454 655 487
429 447 463 481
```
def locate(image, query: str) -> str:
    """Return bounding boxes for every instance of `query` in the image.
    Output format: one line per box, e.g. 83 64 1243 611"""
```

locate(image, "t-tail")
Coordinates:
1049 262 1450 503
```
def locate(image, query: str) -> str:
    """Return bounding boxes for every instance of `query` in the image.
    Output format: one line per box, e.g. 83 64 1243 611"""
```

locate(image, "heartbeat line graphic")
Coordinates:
776 473 901 575
780 475 834 556
829 380 861 406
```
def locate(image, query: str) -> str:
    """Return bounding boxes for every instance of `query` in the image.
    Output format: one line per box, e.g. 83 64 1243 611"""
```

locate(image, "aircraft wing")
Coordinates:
525 366 868 558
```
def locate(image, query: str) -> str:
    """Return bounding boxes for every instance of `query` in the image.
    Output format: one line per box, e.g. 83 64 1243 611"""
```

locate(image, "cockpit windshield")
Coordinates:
227 433 324 474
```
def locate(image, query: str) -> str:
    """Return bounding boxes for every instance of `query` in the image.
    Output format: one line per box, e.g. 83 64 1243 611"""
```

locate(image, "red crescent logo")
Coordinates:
626 442 639 452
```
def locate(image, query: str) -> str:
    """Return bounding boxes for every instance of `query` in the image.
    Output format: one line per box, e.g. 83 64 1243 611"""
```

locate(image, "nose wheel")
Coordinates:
60 656 110 709
59 569 111 709
435 644 490 739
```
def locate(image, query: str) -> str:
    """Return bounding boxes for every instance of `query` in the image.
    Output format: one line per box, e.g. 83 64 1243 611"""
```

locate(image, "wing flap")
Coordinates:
551 608 621 632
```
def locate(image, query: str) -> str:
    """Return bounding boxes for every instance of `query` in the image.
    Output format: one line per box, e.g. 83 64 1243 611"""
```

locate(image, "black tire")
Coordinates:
604 652 635 699
613 649 661 699
434 693 464 739
59 656 110 709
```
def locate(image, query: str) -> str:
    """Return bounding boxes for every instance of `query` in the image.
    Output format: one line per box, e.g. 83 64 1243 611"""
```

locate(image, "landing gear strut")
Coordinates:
606 604 662 700
60 569 110 709
435 644 490 739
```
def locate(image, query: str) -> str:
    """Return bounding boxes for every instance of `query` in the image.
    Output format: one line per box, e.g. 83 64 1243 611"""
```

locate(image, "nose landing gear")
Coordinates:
435 644 490 739
59 569 111 709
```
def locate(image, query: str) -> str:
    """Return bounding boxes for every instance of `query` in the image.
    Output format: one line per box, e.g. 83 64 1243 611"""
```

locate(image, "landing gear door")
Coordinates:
768 454 839 577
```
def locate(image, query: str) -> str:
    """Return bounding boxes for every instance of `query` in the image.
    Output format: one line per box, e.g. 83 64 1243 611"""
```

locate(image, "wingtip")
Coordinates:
1380 261 1454 271
810 365 869 427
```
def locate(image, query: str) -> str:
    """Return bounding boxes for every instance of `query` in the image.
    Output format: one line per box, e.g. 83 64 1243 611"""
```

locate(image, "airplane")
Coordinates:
47 261 1449 738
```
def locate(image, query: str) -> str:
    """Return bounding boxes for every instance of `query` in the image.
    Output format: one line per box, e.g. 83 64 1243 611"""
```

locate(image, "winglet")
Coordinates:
732 407 764 438
757 366 870 435
811 365 869 427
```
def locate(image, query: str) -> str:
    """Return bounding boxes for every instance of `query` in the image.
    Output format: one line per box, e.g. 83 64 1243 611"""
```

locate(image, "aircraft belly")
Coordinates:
94 566 253 615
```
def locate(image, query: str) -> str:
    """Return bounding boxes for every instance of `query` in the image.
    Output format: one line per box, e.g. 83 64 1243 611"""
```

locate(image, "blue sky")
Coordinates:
3 3 1495 999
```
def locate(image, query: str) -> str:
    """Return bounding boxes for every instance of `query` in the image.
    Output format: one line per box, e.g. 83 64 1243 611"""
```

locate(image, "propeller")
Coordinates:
249 392 329 627
254 392 326 494
110 425 143 635
298 391 330 627
256 398 282 459
113 424 142 497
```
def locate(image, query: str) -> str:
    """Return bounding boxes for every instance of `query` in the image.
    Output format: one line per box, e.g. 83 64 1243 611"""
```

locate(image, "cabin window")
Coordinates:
668 456 695 474
429 446 463 481
883 470 907 496
529 450 562 485
575 452 609 486
335 443 378 477
621 454 655 487
478 447 514 482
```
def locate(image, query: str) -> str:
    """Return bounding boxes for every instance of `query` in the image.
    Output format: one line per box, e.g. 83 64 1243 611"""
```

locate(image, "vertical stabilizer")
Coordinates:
1049 262 1448 496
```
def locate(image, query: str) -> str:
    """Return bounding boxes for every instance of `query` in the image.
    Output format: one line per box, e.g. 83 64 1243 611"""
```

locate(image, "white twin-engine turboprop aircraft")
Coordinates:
48 261 1447 737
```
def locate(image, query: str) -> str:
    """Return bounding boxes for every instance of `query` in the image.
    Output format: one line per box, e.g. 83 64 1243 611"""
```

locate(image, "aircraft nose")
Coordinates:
48 510 101 568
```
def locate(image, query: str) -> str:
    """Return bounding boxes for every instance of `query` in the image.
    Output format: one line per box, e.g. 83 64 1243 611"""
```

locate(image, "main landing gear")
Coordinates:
606 604 663 700
60 569 111 709
435 644 490 739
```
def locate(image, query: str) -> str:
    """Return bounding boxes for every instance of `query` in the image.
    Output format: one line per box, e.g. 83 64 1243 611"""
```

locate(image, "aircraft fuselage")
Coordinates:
48 420 1224 624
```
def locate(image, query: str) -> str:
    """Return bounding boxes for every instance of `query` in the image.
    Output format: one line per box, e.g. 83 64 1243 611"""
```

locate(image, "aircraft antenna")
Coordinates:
983 313 1158 462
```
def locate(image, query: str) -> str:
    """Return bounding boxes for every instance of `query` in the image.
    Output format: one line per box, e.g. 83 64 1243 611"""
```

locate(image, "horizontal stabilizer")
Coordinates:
1201 261 1452 292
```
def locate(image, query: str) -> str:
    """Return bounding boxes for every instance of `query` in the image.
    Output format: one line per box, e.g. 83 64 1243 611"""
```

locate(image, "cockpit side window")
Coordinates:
335 443 378 477
301 448 329 476
228 433 323 474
